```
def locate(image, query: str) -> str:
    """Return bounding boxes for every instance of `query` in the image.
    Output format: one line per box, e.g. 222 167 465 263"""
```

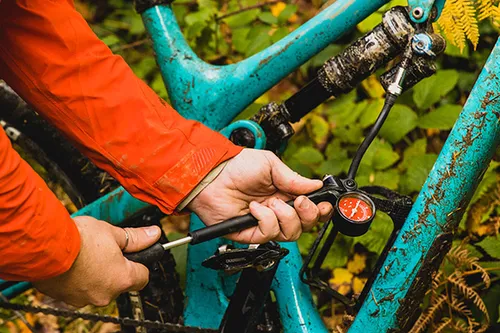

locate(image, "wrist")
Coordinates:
177 160 230 212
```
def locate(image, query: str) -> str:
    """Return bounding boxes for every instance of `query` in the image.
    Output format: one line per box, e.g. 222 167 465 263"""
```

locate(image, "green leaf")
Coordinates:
476 237 500 259
357 12 382 33
323 235 353 269
129 14 145 35
307 115 330 145
271 27 289 43
379 104 418 143
224 9 261 28
362 138 399 170
333 125 363 145
132 56 156 79
470 161 499 204
373 170 400 190
418 104 463 130
400 154 438 194
356 213 393 254
102 34 120 46
232 27 251 54
297 232 316 255
325 139 347 160
259 12 278 25
245 25 272 56
329 99 366 127
294 146 324 165
399 138 427 171
285 158 314 178
413 70 459 110
151 74 168 100
359 98 384 129
315 157 350 177
277 4 297 24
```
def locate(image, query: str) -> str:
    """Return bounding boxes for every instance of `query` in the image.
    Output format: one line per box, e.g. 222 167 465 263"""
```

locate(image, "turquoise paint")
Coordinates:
1 282 31 299
407 0 445 22
142 0 391 330
5 2 498 333
141 0 391 130
220 120 267 149
350 37 500 332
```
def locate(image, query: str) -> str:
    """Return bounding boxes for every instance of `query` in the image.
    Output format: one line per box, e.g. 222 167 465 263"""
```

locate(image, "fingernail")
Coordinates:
299 196 309 209
145 226 159 237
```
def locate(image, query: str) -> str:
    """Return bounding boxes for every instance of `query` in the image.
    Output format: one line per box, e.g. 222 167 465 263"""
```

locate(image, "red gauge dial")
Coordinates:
338 194 374 223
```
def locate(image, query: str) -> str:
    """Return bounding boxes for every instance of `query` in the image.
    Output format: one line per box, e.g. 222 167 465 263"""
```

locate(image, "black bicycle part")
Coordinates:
347 92 398 179
203 242 287 333
0 82 115 202
300 185 413 310
124 242 166 266
202 244 289 272
0 83 184 332
134 0 174 14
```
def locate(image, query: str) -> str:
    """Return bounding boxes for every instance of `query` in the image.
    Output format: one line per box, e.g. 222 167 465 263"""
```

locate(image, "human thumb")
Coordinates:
113 225 161 253
270 155 323 195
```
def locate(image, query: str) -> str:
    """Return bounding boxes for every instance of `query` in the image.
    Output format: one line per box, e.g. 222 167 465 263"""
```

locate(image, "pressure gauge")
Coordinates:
334 192 376 237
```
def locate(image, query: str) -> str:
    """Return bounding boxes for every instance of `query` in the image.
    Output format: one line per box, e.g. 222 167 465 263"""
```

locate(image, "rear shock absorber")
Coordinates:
249 6 417 151
285 6 415 122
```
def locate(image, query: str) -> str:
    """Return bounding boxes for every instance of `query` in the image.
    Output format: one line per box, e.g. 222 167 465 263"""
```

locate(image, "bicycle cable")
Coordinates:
347 45 414 179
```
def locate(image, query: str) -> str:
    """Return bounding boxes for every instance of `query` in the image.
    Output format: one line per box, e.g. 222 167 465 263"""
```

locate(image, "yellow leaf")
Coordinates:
353 277 368 294
288 13 299 23
329 268 353 295
270 2 286 17
347 253 367 274
361 75 385 99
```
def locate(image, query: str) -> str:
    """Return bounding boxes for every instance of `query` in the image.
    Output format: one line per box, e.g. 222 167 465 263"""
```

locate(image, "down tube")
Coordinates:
350 39 500 332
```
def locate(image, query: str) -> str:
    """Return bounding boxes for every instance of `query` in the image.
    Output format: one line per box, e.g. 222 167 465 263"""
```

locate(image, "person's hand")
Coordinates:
33 216 161 307
188 149 333 243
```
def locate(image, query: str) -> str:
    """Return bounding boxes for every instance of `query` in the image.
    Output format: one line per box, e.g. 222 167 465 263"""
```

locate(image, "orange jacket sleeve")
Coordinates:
0 0 242 280
0 129 81 281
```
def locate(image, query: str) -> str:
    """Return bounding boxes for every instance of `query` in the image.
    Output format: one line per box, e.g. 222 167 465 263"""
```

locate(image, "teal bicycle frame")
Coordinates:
2 0 499 332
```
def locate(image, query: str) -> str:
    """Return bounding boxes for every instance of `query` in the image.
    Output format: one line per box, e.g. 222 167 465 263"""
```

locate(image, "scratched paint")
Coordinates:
140 1 393 331
141 0 391 131
350 37 500 332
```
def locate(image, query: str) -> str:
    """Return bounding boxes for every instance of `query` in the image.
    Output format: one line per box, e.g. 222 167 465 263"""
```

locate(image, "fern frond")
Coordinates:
448 274 490 323
434 317 453 333
409 294 447 333
471 261 491 288
477 0 495 20
438 0 467 51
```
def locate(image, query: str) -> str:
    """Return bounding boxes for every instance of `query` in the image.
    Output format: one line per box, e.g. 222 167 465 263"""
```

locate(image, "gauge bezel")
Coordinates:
336 192 376 225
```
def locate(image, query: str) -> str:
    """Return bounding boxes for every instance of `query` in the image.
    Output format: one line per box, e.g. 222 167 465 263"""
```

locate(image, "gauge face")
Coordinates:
338 193 374 223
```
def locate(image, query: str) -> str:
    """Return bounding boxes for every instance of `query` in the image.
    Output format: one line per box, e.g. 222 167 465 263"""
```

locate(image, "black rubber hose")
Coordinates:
347 93 398 179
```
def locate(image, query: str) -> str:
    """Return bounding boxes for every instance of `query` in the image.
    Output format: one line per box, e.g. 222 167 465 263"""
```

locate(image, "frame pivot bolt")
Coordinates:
412 7 424 20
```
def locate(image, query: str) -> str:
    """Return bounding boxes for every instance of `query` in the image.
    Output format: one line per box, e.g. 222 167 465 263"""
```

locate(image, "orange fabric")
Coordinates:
0 129 80 281
0 0 242 281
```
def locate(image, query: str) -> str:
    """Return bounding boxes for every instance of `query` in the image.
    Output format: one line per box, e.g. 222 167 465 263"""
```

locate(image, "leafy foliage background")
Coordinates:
1 0 499 332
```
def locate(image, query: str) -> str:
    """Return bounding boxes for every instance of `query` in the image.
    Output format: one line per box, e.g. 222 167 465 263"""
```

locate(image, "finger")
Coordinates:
112 225 161 253
269 198 302 242
294 196 320 232
267 153 323 195
318 202 334 222
122 260 150 292
230 201 280 243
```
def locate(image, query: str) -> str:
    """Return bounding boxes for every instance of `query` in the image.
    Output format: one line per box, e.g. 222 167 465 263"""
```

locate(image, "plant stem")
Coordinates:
111 39 149 52
216 0 282 21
